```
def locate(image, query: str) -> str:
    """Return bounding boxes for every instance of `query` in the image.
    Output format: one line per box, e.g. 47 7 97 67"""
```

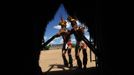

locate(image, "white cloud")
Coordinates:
59 38 63 44
66 20 71 28
71 38 76 43
50 40 55 44
76 20 81 26
50 39 61 44
53 21 71 30
55 37 60 40
70 34 90 42
85 34 90 40
49 37 63 44
55 37 62 42
44 36 47 40
53 20 82 30
53 25 61 29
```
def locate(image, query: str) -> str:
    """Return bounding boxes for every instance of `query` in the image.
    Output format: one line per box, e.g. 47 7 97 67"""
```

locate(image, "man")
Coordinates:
79 41 88 69
67 16 87 69
42 17 72 67
58 17 73 68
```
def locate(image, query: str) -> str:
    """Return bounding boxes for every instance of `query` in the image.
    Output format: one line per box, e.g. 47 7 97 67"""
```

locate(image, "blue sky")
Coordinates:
44 4 90 45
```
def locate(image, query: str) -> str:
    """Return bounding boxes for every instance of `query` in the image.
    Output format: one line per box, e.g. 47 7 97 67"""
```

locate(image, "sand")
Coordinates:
39 48 96 72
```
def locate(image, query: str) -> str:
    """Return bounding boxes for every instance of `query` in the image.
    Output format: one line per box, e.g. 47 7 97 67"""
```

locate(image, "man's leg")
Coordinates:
75 43 82 69
82 48 87 69
62 42 68 67
67 48 73 68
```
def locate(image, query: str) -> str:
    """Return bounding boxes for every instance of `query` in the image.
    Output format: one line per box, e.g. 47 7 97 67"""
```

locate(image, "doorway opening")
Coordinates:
39 4 96 73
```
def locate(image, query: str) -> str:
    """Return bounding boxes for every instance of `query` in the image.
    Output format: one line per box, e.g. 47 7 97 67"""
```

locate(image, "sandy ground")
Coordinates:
39 48 96 72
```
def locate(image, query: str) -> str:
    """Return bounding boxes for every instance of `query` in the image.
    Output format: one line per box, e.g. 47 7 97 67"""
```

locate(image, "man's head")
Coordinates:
59 17 67 27
67 16 78 27
67 16 76 22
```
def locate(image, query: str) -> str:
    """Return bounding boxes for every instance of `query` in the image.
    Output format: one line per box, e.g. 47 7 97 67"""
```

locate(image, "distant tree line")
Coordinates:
42 43 76 50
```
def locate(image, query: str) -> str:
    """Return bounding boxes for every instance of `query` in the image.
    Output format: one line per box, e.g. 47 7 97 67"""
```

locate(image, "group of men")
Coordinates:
57 16 88 69
43 16 88 70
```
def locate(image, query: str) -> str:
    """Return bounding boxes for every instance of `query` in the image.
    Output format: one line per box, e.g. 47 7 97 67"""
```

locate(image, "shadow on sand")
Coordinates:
43 64 99 75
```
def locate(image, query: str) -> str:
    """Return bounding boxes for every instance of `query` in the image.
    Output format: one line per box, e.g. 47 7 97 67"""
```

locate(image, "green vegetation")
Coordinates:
44 44 51 50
